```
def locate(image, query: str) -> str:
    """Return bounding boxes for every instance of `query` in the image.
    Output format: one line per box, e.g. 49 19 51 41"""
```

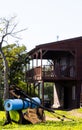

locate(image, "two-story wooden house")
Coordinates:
26 37 82 109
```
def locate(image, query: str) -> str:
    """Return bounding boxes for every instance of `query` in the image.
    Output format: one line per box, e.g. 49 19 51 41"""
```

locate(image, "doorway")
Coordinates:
64 86 72 109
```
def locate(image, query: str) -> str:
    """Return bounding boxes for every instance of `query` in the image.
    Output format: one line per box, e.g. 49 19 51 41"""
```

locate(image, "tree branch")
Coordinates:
12 28 27 35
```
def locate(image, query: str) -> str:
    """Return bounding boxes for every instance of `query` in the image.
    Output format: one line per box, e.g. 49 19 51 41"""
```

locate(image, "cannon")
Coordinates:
4 97 43 124
3 85 49 124
3 85 74 125
4 97 41 111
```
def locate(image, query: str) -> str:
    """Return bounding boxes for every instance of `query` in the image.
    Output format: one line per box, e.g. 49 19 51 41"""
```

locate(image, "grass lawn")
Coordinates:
0 109 82 130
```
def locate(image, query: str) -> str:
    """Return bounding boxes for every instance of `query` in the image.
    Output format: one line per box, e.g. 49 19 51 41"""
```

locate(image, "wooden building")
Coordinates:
26 37 82 109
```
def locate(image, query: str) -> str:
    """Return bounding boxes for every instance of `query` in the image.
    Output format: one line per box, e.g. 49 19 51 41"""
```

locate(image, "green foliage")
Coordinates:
44 82 53 104
17 80 27 91
28 83 38 97
0 43 28 91
8 44 27 86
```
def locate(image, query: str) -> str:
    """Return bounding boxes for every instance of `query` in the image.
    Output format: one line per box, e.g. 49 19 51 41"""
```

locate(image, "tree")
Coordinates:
1 43 27 90
0 17 26 99
0 16 27 124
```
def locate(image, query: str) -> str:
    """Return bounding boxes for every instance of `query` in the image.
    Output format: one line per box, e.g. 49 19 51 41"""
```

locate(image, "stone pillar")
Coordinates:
52 83 60 108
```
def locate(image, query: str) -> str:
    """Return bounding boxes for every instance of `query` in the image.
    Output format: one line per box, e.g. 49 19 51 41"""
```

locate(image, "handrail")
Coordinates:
27 65 75 80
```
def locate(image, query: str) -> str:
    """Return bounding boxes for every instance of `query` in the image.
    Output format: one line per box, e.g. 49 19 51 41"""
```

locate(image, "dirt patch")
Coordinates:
45 109 82 121
68 109 82 118
46 116 59 121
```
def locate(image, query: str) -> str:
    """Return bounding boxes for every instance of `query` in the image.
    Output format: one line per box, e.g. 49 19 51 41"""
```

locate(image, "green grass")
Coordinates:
0 109 82 130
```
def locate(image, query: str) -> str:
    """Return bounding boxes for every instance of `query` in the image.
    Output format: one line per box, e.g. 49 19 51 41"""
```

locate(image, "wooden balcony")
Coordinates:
27 66 42 81
26 65 76 82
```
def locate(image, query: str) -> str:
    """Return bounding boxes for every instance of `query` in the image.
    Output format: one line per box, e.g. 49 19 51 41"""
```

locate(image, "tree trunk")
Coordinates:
0 49 9 100
0 49 10 123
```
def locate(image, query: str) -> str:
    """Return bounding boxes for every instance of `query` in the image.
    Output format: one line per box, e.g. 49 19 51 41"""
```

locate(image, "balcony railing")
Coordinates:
42 65 75 78
27 65 75 81
27 66 42 81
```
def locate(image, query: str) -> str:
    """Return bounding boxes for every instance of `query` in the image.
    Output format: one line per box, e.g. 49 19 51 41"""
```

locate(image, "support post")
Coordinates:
52 83 60 108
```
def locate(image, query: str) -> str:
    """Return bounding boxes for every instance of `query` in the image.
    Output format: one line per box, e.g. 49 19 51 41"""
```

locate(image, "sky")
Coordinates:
0 0 82 51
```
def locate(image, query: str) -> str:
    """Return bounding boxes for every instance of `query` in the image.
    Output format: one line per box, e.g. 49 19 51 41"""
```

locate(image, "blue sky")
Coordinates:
0 0 82 51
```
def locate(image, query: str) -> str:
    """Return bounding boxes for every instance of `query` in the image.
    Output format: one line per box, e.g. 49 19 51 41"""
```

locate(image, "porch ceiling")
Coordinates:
42 50 71 59
31 49 72 59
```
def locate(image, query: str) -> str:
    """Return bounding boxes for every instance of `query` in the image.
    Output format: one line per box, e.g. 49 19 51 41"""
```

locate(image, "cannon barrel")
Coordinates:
4 97 41 111
5 86 54 113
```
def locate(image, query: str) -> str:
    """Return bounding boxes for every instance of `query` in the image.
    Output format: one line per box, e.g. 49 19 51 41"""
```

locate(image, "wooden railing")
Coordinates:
27 66 42 81
42 65 75 78
26 65 75 81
